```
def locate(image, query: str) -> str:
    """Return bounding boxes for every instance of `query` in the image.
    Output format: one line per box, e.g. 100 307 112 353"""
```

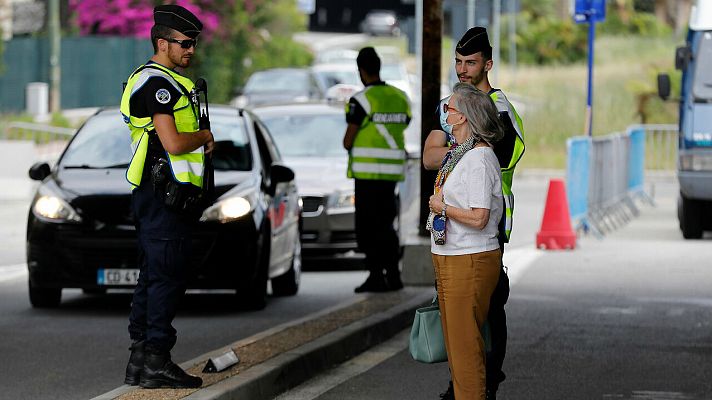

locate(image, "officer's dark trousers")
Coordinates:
354 179 400 277
128 183 193 353
485 219 511 390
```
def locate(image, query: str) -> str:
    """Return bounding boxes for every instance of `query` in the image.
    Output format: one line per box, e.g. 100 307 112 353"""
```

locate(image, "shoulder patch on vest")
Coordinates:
155 88 171 104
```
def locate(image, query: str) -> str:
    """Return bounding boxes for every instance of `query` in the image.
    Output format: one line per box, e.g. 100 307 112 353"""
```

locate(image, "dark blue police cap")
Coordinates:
456 27 491 56
154 5 203 38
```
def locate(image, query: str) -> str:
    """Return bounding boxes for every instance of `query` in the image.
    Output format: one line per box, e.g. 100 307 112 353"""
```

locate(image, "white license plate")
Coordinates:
97 269 140 286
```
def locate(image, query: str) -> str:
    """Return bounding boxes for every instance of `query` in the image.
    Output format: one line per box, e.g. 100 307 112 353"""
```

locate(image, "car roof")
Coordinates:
250 101 345 117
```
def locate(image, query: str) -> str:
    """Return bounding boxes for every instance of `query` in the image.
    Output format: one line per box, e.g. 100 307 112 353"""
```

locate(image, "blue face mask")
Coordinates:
440 110 454 136
439 97 456 144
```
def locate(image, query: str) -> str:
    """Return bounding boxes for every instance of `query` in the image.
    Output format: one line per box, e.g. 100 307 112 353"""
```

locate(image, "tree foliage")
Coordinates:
192 0 313 103
69 0 220 37
68 0 312 103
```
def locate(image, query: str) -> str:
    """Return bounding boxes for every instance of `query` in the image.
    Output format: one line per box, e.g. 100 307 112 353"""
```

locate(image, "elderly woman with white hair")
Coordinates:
427 82 505 400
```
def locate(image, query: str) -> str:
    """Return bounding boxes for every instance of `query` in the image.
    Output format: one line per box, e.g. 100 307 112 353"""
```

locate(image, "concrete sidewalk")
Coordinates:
91 287 433 400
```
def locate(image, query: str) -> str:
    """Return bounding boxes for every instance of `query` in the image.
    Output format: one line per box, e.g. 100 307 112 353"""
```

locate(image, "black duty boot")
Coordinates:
354 274 390 293
486 387 497 400
439 380 454 400
124 340 144 385
139 351 202 389
385 274 404 291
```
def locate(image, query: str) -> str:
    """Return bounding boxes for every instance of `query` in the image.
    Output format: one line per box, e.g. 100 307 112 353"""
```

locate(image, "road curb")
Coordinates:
182 289 432 400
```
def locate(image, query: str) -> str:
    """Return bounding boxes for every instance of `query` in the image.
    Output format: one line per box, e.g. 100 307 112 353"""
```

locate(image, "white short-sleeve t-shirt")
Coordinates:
431 146 503 255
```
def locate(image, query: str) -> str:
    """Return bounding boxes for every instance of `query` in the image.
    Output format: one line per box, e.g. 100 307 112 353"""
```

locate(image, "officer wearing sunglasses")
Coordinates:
119 4 213 390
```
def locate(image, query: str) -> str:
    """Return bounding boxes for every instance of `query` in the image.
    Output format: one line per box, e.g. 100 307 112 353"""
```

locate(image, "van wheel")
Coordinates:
680 193 703 239
29 281 61 308
272 236 301 297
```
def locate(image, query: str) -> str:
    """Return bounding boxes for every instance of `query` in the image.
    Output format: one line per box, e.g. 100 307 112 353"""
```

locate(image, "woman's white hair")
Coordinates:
451 82 504 145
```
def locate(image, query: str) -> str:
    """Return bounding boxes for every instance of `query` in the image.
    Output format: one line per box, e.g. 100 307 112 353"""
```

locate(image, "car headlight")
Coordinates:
200 194 255 223
33 195 82 223
331 191 355 210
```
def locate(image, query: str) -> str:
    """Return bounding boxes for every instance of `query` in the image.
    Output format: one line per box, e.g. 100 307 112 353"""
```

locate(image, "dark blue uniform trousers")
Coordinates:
485 206 511 390
128 183 193 353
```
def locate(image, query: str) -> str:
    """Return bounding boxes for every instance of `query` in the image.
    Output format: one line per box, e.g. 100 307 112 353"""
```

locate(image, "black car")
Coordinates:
26 106 301 309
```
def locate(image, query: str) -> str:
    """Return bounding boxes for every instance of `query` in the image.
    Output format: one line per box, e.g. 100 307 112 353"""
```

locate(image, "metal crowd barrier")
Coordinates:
566 124 677 236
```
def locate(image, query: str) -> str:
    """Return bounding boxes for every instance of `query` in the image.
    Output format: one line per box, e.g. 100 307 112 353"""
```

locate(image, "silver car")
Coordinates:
252 103 357 255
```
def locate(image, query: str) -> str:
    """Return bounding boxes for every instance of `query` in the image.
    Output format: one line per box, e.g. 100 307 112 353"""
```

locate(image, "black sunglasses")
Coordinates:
163 37 197 49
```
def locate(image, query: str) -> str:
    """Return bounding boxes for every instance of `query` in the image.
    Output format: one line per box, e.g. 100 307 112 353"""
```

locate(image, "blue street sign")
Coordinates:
573 0 606 24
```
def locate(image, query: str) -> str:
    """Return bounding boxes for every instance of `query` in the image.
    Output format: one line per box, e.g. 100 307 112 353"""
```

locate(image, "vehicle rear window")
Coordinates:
261 113 346 158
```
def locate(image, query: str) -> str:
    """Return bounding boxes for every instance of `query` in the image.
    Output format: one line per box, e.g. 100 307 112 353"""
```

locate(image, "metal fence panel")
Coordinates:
0 36 152 112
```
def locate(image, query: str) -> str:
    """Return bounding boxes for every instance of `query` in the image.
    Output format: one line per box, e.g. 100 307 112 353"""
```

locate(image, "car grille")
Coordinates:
301 196 324 213
71 195 134 225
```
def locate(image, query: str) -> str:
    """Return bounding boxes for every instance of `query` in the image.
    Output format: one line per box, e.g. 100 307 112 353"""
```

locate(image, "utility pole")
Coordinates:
492 0 501 85
418 0 442 236
49 0 61 112
467 0 475 28
508 0 516 77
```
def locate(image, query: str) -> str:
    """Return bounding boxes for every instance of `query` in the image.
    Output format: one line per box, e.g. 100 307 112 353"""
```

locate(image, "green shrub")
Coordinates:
501 13 588 65
599 10 672 36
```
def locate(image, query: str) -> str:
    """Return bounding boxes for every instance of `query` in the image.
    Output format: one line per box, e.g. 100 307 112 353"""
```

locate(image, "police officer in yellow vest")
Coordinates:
423 27 525 400
343 47 411 293
119 5 213 389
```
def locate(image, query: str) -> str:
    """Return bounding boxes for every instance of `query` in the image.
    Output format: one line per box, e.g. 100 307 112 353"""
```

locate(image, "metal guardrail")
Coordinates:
638 124 678 170
2 121 75 142
2 122 75 162
566 123 674 236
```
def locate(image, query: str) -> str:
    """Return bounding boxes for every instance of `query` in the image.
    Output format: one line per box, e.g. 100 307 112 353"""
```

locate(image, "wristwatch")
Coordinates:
441 204 447 218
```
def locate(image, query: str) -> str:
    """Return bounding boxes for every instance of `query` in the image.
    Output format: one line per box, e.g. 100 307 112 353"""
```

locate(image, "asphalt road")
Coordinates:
276 176 712 399
0 268 367 400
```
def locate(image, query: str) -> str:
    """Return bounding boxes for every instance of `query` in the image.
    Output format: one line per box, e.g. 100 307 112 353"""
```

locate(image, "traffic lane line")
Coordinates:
0 263 27 283
502 245 544 287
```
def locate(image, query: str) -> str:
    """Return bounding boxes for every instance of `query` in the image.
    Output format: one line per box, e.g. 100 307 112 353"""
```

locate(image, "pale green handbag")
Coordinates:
409 296 447 363
409 295 492 364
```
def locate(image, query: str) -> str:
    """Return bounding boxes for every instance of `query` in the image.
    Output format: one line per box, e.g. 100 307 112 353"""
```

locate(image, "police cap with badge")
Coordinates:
456 26 492 57
153 4 203 39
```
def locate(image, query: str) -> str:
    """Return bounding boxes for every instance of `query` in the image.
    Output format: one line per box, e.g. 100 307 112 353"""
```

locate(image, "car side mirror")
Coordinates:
268 163 294 194
28 162 51 181
657 73 671 101
271 164 294 184
675 45 691 70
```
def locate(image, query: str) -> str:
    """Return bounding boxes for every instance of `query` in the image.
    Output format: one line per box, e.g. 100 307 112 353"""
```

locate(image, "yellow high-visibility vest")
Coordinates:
120 63 204 189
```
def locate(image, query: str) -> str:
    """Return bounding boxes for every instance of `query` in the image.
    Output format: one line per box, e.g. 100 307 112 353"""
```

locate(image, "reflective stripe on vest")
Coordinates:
347 84 410 181
120 63 203 189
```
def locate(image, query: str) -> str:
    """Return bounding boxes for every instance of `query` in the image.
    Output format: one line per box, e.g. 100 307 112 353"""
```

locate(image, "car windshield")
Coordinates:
381 64 405 81
245 70 310 93
260 113 345 157
693 32 712 100
60 112 252 171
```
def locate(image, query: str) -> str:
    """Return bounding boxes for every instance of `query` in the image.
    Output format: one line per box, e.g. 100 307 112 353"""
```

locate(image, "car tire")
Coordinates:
29 280 61 308
272 236 301 297
236 224 269 310
680 193 703 239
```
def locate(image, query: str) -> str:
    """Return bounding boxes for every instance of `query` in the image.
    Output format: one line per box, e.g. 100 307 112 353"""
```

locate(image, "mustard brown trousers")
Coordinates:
432 249 501 400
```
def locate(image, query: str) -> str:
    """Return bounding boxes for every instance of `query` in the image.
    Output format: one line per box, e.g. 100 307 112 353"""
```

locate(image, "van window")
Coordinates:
693 32 712 100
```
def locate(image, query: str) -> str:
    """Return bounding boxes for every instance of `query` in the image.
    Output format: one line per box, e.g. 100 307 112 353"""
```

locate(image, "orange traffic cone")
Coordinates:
536 179 576 250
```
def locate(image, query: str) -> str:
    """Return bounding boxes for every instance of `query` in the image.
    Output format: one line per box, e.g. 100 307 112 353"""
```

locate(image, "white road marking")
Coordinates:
0 263 27 283
502 246 543 286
